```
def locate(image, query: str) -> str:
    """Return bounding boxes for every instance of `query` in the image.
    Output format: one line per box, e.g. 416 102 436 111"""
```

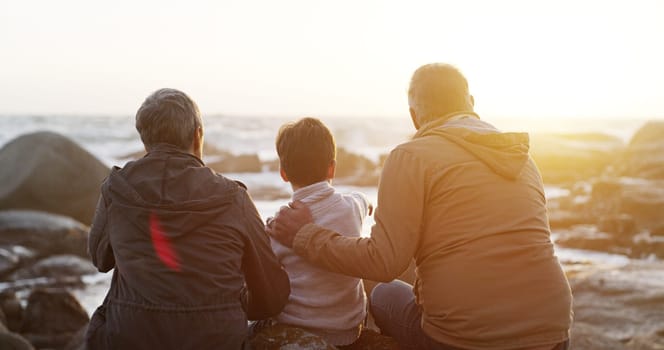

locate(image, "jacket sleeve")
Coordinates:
293 148 425 282
88 192 115 272
239 190 290 320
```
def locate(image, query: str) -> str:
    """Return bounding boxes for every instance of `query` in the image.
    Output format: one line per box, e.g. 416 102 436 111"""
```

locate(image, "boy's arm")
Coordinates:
239 190 290 320
350 192 373 218
88 193 115 272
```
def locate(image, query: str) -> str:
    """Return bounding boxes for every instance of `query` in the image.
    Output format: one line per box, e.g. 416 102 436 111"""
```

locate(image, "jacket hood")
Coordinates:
102 146 238 239
415 115 530 180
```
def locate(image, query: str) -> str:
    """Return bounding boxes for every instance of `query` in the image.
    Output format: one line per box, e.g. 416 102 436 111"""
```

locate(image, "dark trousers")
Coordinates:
369 280 569 350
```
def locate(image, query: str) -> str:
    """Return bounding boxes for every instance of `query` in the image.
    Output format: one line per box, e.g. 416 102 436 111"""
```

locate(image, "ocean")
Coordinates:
0 114 650 314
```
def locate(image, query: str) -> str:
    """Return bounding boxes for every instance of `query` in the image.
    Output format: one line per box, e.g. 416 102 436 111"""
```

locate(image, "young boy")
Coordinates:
268 117 372 346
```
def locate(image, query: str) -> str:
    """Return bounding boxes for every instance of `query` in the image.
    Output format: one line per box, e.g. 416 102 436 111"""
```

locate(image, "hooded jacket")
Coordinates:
86 144 290 350
293 115 573 349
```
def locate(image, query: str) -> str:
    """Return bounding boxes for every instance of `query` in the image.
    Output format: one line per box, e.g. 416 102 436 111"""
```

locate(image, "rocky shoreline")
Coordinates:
1 122 664 349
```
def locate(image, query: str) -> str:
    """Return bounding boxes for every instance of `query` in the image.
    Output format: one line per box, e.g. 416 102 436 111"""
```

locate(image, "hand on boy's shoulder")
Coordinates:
266 201 313 248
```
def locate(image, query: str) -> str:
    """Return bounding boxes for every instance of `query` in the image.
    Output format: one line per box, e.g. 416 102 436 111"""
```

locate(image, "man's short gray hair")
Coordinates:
408 63 471 125
135 88 202 151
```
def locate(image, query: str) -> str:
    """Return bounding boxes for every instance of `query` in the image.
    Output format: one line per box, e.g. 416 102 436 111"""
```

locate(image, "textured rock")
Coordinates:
336 148 377 179
0 210 88 259
620 121 664 179
63 325 87 350
569 261 664 349
9 255 96 281
20 288 89 349
0 131 110 225
0 246 36 278
0 331 35 350
249 323 336 350
0 292 23 332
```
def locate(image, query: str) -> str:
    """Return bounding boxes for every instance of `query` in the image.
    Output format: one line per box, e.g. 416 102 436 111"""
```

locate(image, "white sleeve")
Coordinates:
349 191 370 219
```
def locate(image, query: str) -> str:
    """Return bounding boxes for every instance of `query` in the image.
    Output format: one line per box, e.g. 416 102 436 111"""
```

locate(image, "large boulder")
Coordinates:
0 210 89 259
619 121 664 179
20 288 89 349
0 132 109 225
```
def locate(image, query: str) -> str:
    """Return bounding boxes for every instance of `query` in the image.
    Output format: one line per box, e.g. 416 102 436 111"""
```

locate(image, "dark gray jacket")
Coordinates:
86 144 290 349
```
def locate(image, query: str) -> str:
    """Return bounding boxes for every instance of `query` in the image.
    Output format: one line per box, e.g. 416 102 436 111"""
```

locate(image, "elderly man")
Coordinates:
87 88 290 349
268 64 572 350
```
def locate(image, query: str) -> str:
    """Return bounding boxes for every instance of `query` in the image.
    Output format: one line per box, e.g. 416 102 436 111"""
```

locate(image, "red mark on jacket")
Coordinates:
149 212 181 272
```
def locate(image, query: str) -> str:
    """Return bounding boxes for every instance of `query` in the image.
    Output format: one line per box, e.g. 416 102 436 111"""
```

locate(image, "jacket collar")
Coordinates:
146 143 205 166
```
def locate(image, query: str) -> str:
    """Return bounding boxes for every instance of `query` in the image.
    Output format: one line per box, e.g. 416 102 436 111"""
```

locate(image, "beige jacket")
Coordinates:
293 115 573 350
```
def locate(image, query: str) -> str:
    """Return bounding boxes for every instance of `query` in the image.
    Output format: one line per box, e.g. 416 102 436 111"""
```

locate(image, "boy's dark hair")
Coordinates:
276 117 336 187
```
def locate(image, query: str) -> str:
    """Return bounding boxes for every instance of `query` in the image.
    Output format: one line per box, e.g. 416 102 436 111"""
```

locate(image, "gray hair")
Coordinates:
408 63 472 125
135 88 203 151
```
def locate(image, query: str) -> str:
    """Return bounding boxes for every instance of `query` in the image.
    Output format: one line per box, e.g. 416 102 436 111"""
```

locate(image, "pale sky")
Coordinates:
1 0 663 120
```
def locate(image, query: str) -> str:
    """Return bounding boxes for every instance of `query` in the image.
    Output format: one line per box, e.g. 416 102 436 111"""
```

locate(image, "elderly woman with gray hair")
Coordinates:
86 88 290 349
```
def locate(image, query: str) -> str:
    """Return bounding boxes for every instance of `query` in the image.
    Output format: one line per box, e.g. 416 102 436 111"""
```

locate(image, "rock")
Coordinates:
0 292 23 332
336 148 377 179
555 226 632 256
0 331 35 350
547 210 590 230
589 178 664 231
63 325 87 350
530 133 624 184
249 322 400 350
0 131 110 225
569 261 664 349
620 121 664 179
597 214 638 237
340 329 399 350
249 323 336 350
20 288 89 349
570 323 625 350
9 255 96 281
0 246 36 278
555 225 664 259
0 210 89 259
208 153 262 173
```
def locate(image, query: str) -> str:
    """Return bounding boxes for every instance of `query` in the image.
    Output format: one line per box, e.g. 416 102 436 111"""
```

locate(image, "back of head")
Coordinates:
408 63 472 126
135 88 202 151
276 117 336 188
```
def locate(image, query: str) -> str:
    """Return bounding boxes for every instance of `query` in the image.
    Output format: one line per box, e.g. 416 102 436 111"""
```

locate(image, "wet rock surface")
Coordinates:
567 260 664 349
0 210 89 261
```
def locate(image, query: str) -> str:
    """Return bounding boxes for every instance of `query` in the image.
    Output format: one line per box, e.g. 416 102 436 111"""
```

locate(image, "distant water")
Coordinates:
0 114 648 167
0 114 652 315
